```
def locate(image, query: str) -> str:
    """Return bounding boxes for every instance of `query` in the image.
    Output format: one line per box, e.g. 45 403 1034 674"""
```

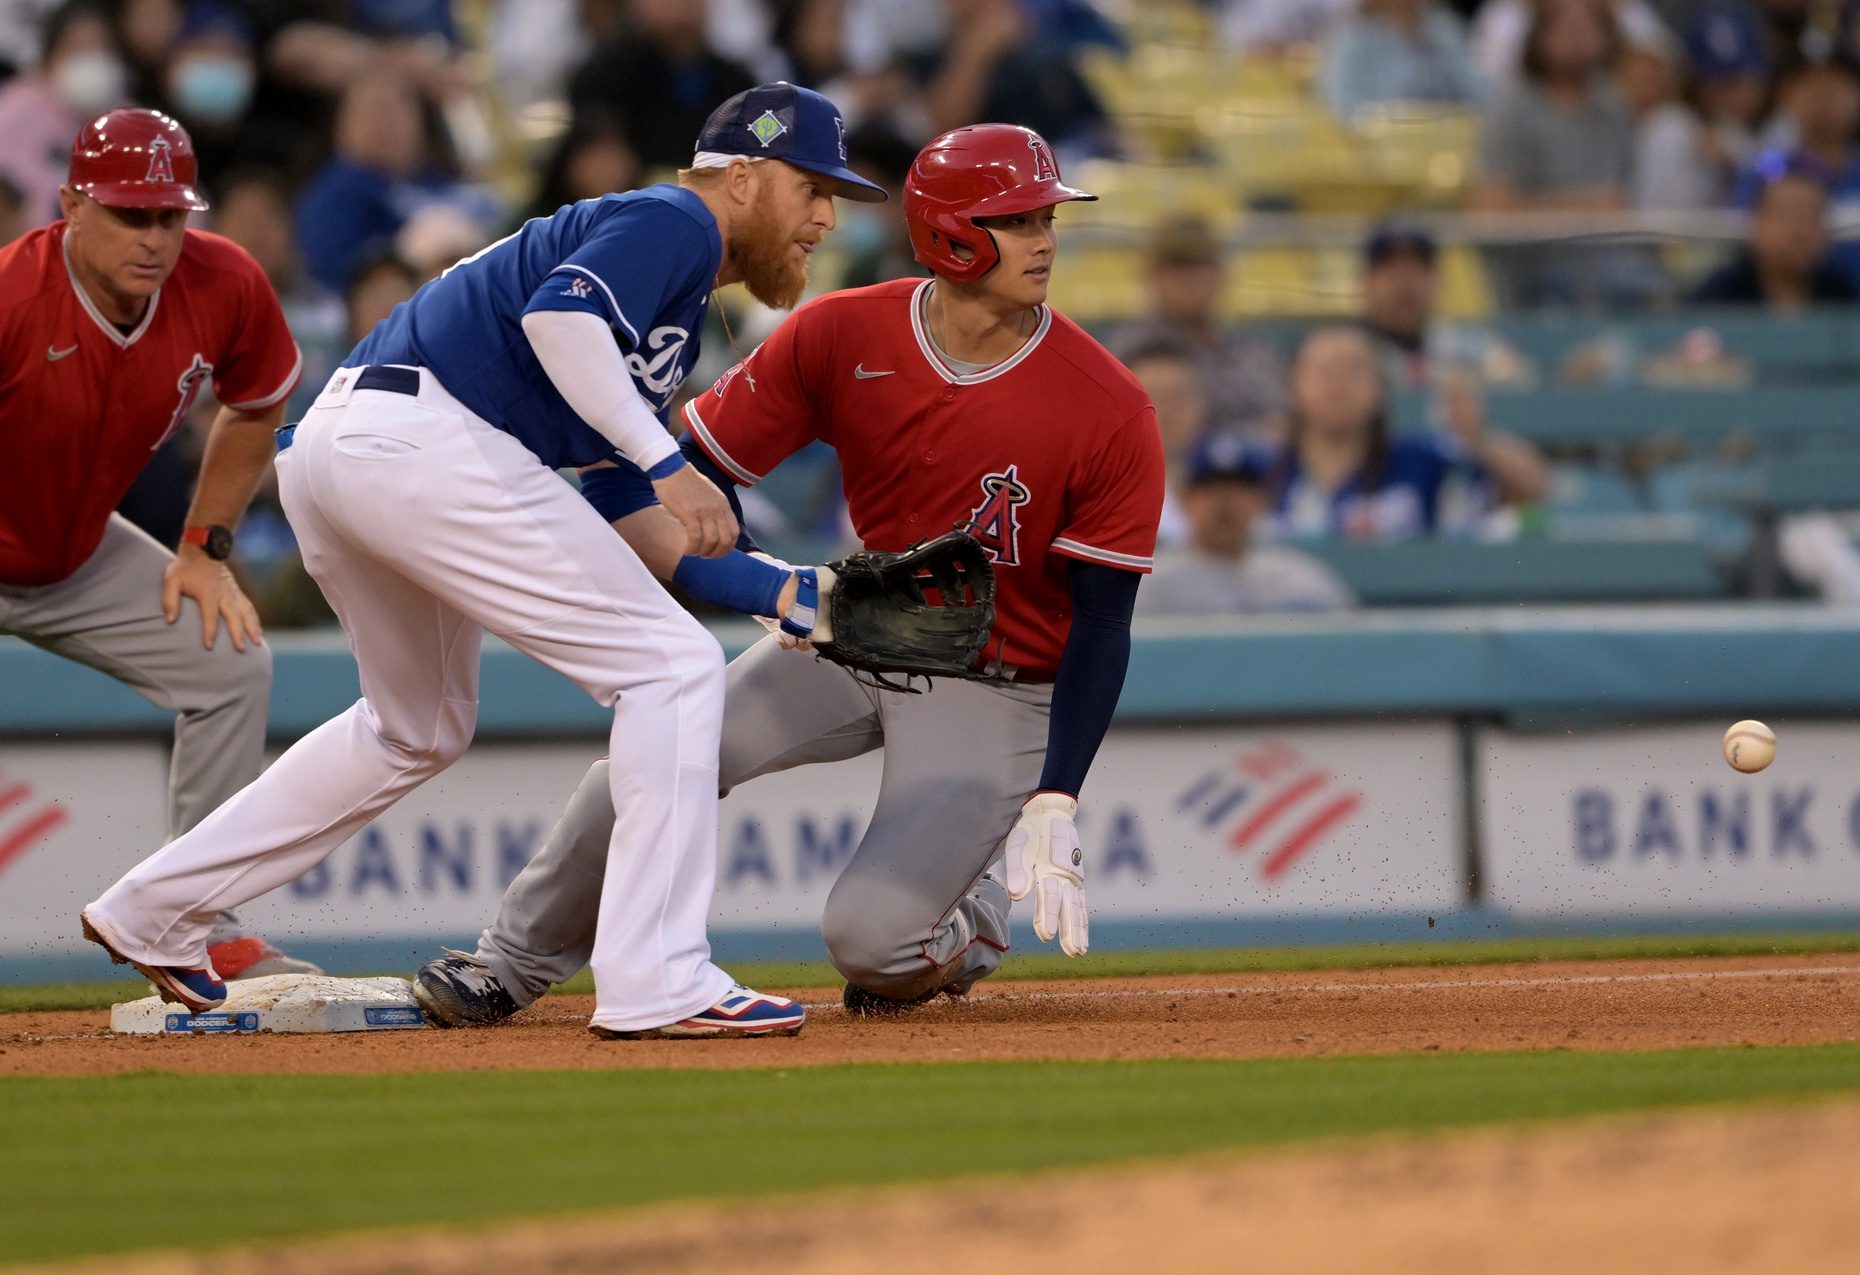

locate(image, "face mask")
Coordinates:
171 56 255 126
50 50 128 117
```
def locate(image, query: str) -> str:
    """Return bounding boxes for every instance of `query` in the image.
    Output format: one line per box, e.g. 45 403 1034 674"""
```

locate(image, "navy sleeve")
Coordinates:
1036 561 1141 797
523 200 710 354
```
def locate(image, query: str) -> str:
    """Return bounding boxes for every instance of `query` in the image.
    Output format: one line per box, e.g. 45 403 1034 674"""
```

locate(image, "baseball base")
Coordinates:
109 973 429 1035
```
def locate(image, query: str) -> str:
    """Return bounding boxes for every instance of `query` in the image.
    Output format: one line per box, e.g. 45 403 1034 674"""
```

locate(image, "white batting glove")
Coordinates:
1003 792 1088 956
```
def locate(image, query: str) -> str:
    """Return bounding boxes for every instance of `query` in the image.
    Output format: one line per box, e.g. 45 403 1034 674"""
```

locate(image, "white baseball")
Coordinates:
1722 720 1776 773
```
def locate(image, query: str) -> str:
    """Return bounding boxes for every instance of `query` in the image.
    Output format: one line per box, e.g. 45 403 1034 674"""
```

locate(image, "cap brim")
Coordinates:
78 181 210 212
968 184 1098 218
790 161 890 203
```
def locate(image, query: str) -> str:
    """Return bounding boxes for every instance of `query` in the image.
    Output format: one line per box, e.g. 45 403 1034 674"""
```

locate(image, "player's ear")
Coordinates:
57 186 83 224
726 157 758 206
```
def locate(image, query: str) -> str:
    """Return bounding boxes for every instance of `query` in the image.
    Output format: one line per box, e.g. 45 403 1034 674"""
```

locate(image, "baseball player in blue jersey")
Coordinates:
81 83 886 1039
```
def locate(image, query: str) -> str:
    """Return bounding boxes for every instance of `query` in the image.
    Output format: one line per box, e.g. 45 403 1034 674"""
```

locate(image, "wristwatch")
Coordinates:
181 524 235 561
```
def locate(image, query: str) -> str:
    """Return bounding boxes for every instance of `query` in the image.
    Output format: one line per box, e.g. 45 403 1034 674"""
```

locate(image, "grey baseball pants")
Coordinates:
475 633 1053 1003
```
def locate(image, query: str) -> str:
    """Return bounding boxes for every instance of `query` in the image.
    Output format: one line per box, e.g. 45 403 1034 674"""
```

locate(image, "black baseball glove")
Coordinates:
813 530 997 689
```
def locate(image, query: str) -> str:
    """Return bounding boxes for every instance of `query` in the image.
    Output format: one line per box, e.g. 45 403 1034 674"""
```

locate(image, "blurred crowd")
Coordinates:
3 0 1858 627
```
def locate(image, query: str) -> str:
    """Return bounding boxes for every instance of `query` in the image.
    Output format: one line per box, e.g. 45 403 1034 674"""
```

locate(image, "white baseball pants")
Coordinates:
86 367 734 1031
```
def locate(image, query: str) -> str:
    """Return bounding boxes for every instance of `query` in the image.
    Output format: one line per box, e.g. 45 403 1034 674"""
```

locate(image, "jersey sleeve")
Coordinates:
1050 404 1166 573
523 200 710 355
212 248 303 411
680 304 825 487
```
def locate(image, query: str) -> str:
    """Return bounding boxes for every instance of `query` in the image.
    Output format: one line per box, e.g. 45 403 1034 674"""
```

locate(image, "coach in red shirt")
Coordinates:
0 109 312 979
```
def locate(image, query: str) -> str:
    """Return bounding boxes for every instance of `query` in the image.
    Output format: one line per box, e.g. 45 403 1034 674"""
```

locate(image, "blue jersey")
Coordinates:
346 185 720 470
1252 435 1491 542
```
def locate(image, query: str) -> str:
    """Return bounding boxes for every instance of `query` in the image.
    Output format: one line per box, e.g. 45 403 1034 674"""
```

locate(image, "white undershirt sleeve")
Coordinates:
520 308 681 472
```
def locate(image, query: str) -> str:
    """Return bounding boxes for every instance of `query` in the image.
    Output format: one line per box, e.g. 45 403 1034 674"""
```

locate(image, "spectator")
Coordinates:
918 0 1115 156
568 0 756 173
1319 0 1484 121
1742 56 1860 209
342 251 420 346
1140 435 1356 617
1361 220 1445 386
1107 215 1288 442
1470 0 1668 87
0 1 129 226
1122 337 1216 550
211 168 345 414
293 71 501 292
526 114 644 220
487 0 604 114
1251 327 1545 542
1692 165 1860 307
1216 0 1356 57
835 123 926 290
1474 0 1634 214
159 3 294 187
1635 4 1769 210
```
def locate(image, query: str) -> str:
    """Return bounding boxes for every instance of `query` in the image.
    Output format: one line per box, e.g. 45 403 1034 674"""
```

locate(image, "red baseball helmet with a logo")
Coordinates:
903 124 1096 283
68 109 210 211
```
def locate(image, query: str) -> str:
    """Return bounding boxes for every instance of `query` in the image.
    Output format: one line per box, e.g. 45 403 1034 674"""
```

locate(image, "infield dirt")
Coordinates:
4 952 1858 1076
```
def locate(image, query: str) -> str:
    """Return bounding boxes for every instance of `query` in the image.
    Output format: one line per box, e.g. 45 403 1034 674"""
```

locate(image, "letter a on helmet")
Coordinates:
903 124 1095 283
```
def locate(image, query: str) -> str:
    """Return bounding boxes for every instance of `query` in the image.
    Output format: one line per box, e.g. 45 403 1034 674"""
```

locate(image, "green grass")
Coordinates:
4 1043 1860 1264
7 931 1857 1013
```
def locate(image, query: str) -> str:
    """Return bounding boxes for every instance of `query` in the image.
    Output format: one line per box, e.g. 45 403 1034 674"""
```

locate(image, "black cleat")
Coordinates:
841 982 943 1017
412 950 520 1027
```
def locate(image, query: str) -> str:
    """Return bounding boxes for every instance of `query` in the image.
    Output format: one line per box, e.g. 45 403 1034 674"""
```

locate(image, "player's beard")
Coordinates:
733 202 810 311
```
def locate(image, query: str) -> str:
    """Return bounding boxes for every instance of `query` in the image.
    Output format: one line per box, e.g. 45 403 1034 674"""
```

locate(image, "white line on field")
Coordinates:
810 964 1860 1011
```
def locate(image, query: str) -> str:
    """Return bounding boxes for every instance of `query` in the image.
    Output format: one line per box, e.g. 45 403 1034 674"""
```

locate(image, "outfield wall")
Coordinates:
3 607 1858 979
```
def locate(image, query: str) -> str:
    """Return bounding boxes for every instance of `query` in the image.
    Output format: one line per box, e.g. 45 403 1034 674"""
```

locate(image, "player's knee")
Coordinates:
193 639 272 709
820 885 918 996
365 696 477 770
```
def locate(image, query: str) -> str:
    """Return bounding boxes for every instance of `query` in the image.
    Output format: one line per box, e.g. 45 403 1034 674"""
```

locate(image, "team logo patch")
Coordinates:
145 136 175 184
713 356 757 397
966 465 1031 567
154 354 213 451
1027 134 1057 183
748 110 787 149
560 276 593 299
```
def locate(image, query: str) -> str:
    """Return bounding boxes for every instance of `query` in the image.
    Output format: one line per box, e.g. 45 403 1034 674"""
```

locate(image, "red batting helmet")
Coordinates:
68 109 209 212
904 124 1095 283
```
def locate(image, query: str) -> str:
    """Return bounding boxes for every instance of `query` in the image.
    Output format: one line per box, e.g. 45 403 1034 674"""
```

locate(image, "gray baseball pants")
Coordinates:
1 514 271 937
476 634 1053 1003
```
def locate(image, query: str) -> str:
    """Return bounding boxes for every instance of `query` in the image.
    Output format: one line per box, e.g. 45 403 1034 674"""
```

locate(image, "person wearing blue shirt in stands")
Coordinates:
1246 326 1547 542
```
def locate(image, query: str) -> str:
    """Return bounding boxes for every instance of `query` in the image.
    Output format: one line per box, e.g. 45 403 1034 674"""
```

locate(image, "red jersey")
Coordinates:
0 223 301 585
685 278 1164 675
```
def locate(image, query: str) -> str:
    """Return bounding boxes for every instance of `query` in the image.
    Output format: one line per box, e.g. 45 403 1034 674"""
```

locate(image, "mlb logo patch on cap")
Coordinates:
694 82 887 203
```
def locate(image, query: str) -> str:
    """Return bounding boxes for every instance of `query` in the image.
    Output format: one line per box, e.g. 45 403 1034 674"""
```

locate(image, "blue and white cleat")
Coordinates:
590 984 806 1040
81 909 227 1013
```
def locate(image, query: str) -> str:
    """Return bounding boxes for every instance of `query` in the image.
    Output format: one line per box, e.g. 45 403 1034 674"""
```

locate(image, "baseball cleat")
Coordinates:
412 950 520 1028
207 935 324 981
589 984 805 1040
81 909 227 1013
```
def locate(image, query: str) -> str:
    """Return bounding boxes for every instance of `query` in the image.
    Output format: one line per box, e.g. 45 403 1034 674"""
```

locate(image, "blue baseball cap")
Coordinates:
694 82 888 204
1187 433 1269 488
1686 4 1767 81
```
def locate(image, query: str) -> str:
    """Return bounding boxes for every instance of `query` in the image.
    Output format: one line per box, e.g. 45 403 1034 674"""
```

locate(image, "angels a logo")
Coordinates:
146 136 175 184
712 355 757 398
966 465 1031 566
625 325 691 406
1027 135 1057 183
153 354 213 451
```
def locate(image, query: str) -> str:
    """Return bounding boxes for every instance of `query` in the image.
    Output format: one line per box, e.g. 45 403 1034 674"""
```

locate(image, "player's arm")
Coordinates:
521 308 736 556
164 400 284 653
579 440 824 637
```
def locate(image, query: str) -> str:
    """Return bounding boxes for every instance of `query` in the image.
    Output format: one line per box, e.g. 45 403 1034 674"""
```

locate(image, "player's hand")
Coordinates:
652 465 737 558
1003 792 1087 957
164 549 263 653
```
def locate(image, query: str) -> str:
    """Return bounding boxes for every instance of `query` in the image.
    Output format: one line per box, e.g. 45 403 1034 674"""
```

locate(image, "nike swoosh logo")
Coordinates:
853 364 894 379
46 344 77 362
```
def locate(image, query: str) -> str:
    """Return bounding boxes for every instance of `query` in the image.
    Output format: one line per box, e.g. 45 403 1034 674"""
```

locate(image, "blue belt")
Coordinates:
276 366 421 452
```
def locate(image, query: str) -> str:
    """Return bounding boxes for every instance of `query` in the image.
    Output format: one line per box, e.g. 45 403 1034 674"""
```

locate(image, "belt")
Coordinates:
277 366 421 452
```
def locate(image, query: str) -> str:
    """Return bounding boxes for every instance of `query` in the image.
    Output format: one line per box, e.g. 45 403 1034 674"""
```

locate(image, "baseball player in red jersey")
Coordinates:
412 123 1164 1025
0 109 314 979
